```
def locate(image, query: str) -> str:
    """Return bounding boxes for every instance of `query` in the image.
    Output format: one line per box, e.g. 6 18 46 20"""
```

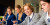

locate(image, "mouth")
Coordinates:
42 9 45 10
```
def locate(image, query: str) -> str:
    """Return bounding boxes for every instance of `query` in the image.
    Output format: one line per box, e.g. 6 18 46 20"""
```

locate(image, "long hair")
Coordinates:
15 5 23 21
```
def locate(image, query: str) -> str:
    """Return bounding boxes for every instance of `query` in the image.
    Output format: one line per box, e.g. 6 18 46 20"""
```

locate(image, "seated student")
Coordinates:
3 6 16 25
17 3 40 25
35 0 50 25
15 5 27 24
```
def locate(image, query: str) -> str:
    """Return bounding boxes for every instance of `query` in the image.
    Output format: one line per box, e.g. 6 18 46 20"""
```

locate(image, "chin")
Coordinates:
44 11 47 12
27 14 29 16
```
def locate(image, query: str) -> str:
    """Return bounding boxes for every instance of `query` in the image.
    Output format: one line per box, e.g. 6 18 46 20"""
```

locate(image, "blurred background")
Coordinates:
0 0 42 16
0 0 15 16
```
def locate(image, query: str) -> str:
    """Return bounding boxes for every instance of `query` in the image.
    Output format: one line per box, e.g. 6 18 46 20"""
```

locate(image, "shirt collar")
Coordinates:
28 12 33 19
47 12 50 19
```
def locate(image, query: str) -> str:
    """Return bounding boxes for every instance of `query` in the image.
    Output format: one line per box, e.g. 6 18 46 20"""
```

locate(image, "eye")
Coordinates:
43 5 45 6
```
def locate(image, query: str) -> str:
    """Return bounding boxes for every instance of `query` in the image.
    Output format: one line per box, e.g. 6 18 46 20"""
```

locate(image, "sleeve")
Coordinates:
21 13 27 22
11 15 16 21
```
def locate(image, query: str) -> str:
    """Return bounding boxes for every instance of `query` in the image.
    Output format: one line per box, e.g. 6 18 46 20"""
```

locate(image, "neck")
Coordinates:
9 13 11 16
19 11 22 14
9 14 10 16
48 11 50 16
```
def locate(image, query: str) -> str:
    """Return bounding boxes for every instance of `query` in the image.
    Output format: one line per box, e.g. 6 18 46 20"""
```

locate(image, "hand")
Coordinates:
2 16 6 21
2 18 6 21
12 20 18 24
13 24 17 25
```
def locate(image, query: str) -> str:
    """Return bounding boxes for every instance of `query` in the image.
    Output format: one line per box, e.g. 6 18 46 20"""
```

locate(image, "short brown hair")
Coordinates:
23 3 34 12
40 0 50 3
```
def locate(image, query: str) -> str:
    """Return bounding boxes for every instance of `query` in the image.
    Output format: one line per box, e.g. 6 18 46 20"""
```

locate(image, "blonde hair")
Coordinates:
15 5 23 21
18 12 23 21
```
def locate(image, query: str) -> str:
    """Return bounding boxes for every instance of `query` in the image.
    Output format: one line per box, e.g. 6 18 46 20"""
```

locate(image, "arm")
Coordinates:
21 13 27 22
11 15 16 24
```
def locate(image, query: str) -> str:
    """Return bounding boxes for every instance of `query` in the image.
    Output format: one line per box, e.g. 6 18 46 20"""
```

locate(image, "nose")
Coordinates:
42 6 44 9
41 8 43 9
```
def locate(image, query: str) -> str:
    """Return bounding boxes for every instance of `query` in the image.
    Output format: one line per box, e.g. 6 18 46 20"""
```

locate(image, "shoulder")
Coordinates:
41 12 47 18
22 13 27 16
33 13 39 16
11 13 15 17
33 13 40 19
23 13 26 15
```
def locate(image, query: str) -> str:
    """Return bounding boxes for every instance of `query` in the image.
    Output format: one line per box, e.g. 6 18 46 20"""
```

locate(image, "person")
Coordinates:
35 0 50 25
18 3 40 25
3 6 16 25
15 5 27 24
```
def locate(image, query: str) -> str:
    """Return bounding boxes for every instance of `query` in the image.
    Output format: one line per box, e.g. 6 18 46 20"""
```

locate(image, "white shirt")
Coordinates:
28 12 33 19
7 15 10 20
47 12 50 19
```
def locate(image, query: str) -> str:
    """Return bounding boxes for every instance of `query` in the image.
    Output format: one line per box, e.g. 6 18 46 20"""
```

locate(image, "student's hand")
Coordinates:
2 18 6 21
12 20 18 24
13 24 17 25
2 16 6 21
